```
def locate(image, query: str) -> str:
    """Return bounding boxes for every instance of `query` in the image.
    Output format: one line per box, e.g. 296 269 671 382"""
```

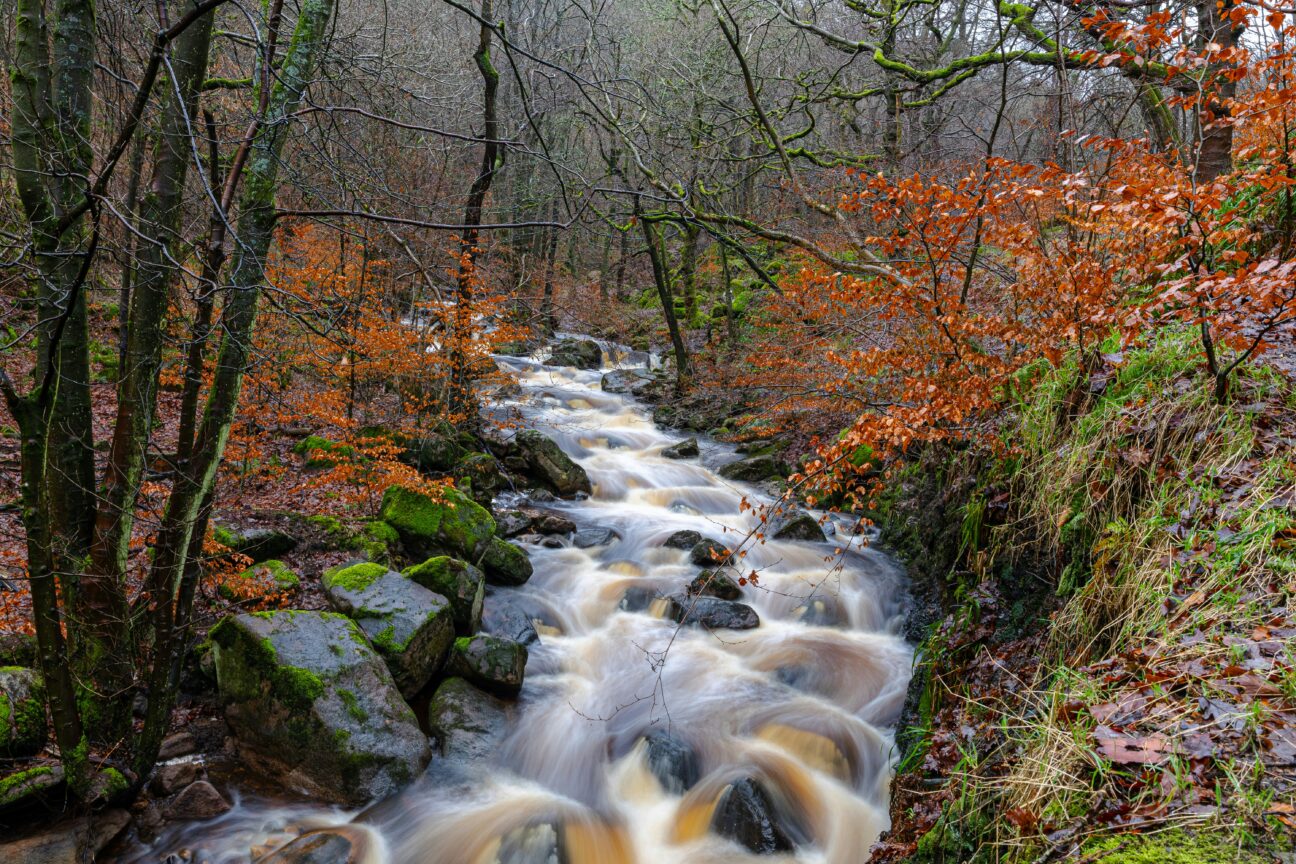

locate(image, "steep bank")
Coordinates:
871 332 1295 862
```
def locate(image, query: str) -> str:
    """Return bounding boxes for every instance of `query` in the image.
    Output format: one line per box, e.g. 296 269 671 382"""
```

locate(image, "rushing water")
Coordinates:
128 345 913 864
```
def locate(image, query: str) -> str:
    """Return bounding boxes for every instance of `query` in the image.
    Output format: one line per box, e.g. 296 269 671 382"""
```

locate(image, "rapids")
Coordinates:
127 344 913 864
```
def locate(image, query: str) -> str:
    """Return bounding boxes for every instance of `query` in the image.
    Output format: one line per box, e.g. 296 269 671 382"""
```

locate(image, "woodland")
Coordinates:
0 0 1294 860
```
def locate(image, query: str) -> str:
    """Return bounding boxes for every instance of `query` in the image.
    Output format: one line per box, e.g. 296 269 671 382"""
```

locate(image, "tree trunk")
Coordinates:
637 199 689 388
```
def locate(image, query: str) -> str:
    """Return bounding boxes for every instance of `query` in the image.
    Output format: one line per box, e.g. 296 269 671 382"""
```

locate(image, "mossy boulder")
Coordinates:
357 520 400 564
401 422 475 473
293 435 356 469
218 559 299 601
445 634 528 696
212 524 299 562
379 485 496 562
426 677 511 763
512 430 591 497
455 452 505 507
687 569 743 601
718 453 788 483
662 437 700 459
480 537 533 586
0 764 62 810
766 507 826 541
547 339 602 370
322 564 455 698
0 667 46 757
688 538 731 566
403 557 485 635
210 611 429 804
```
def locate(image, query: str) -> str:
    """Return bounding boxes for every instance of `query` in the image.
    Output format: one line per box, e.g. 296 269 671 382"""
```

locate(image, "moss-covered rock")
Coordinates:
456 452 505 507
718 453 787 483
212 524 299 562
765 506 826 542
1080 830 1272 864
379 485 496 563
445 634 528 696
480 537 533 586
403 557 485 635
293 435 356 469
426 677 511 763
322 566 454 698
0 764 62 809
687 569 742 601
0 666 46 757
209 611 429 804
512 430 592 497
547 339 602 370
218 559 300 601
401 422 475 473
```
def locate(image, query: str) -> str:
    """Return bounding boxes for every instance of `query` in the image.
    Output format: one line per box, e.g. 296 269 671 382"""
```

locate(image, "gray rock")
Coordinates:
323 563 455 698
481 537 534 586
547 339 602 370
644 732 699 793
688 538 731 567
766 507 826 541
403 557 485 635
619 586 666 613
711 777 794 853
795 597 844 626
572 527 620 549
662 438 699 459
150 761 199 795
480 590 541 646
157 731 197 760
0 666 46 756
210 610 430 804
600 367 656 395
445 634 528 696
717 454 786 483
687 569 743 601
513 430 592 497
662 530 703 550
426 677 511 763
666 595 760 630
0 818 89 864
216 525 299 562
165 780 230 820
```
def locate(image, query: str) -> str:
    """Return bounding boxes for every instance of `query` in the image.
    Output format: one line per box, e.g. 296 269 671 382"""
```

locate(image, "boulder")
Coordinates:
403 557 485 635
497 508 576 538
213 525 299 562
400 422 474 473
379 485 496 562
619 586 666 614
456 452 506 507
766 507 826 542
547 339 602 370
445 634 527 696
426 677 510 763
255 826 374 864
0 667 46 756
662 438 699 459
711 777 795 854
688 538 731 567
323 563 455 697
717 454 787 483
572 527 620 549
149 760 199 795
643 732 699 794
600 367 656 395
687 570 743 601
165 780 231 820
0 765 63 810
0 817 89 864
512 431 592 497
218 559 299 601
480 590 541 646
481 537 533 586
292 435 357 470
210 611 429 804
662 530 703 550
666 595 760 630
158 732 197 760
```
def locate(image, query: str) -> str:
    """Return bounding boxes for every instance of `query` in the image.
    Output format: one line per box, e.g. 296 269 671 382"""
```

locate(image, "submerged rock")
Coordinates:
255 826 375 864
210 611 429 804
667 595 760 630
379 485 496 562
662 438 699 459
323 563 455 697
766 507 826 542
426 677 511 763
643 732 700 794
513 430 592 497
445 634 528 696
711 777 795 854
403 556 486 635
687 569 742 601
0 667 46 757
572 527 620 549
548 339 602 369
618 586 666 614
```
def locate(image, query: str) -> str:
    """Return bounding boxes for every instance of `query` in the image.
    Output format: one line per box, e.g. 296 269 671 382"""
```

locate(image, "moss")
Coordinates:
379 485 496 559
212 524 239 549
338 688 369 723
323 562 387 593
293 435 357 469
99 766 128 798
0 766 54 806
1081 830 1272 864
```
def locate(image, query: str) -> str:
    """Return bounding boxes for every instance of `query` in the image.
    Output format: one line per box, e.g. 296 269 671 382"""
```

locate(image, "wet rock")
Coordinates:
662 438 699 459
600 367 656 396
662 530 703 550
513 430 592 497
150 760 199 795
456 452 506 506
618 586 666 613
644 732 699 794
323 563 455 698
687 570 742 601
711 777 794 854
210 610 429 804
538 535 565 549
213 524 299 562
426 677 510 763
165 780 230 820
494 822 560 864
666 595 760 630
256 826 375 864
481 537 534 586
0 666 46 756
0 817 90 864
0 764 63 810
90 809 131 856
766 507 825 542
480 590 541 646
795 597 843 627
496 510 533 537
717 454 787 483
445 634 528 696
548 339 602 370
379 484 496 562
572 527 620 549
688 538 731 567
157 731 197 760
531 509 577 535
403 556 486 635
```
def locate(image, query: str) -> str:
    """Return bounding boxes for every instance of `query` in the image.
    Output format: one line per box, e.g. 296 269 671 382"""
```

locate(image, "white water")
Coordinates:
128 345 913 864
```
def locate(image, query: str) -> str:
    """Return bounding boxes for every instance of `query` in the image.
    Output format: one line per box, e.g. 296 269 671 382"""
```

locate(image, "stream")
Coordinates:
127 344 913 864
